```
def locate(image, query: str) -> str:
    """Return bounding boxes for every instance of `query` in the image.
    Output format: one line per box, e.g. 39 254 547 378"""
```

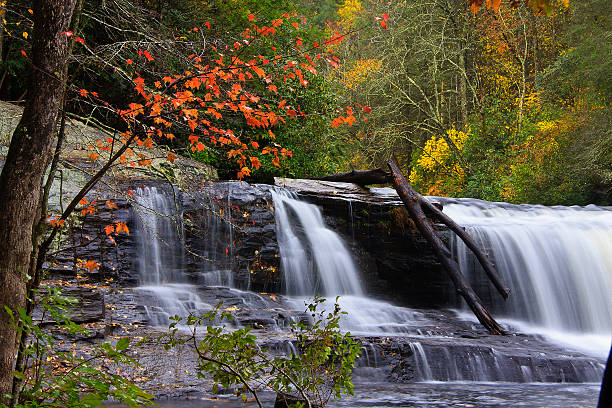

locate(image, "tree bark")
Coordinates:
318 168 390 185
458 46 468 130
0 0 77 401
386 159 505 335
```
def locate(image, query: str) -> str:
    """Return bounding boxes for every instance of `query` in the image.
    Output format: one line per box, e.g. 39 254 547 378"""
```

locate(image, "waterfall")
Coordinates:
133 187 210 326
272 188 424 335
444 198 612 357
272 189 363 296
197 190 234 287
134 186 185 285
128 185 605 386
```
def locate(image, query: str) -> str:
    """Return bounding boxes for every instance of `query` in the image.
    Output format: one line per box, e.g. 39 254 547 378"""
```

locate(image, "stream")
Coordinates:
124 184 609 406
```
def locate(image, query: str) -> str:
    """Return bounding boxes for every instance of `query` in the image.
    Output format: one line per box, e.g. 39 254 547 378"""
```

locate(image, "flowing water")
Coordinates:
129 186 607 406
133 187 211 326
443 198 612 358
272 188 427 335
272 189 363 296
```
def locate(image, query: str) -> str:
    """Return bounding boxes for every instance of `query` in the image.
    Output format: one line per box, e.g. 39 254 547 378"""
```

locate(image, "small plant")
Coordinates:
163 296 362 408
3 286 154 408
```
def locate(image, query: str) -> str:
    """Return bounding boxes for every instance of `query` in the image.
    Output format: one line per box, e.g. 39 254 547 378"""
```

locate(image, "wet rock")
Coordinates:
33 285 105 324
275 178 454 308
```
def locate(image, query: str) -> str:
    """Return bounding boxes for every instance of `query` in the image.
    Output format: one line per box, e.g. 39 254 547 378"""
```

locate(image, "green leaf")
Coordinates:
116 337 130 352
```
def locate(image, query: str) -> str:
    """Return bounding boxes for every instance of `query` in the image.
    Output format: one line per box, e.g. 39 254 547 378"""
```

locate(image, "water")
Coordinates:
133 186 185 286
110 383 602 407
196 191 235 287
272 189 606 378
129 186 607 399
272 189 363 296
443 198 612 358
273 189 435 336
133 187 210 326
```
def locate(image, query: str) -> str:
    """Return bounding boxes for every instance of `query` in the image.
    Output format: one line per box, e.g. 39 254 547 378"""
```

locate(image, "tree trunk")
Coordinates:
318 168 390 185
458 46 468 130
0 0 77 401
386 159 505 335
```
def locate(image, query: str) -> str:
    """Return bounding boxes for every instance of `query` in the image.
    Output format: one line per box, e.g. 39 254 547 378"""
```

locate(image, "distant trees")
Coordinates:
332 0 610 205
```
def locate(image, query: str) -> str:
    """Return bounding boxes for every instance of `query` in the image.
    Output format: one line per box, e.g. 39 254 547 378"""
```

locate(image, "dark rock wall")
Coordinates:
180 182 281 292
293 193 455 308
48 180 453 308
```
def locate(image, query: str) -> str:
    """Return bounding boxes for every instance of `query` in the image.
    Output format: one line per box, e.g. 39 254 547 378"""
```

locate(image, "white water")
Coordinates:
443 198 612 358
133 187 210 326
272 189 430 335
125 186 608 386
272 189 363 296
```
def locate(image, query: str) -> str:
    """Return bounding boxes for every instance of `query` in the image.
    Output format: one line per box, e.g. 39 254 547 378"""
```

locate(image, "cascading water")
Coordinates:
444 198 612 358
272 188 422 335
272 189 605 384
272 189 363 296
133 187 210 326
127 183 604 392
196 190 235 287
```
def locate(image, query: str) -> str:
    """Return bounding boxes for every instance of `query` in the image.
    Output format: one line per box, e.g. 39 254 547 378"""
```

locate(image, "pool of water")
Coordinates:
140 382 601 408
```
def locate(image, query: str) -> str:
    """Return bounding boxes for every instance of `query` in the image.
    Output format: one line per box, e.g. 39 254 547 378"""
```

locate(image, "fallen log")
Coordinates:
418 198 510 299
386 159 506 335
318 168 390 185
317 168 509 300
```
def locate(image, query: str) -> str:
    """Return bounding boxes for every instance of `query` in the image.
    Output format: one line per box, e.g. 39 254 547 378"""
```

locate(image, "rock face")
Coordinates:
179 181 281 292
274 178 455 308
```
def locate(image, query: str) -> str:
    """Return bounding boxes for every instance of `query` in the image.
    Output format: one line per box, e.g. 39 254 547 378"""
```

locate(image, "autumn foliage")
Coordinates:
73 11 371 180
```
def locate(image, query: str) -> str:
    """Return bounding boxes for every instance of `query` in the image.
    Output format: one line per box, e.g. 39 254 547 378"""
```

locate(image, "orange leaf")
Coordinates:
81 205 96 216
79 198 89 206
104 224 115 236
267 84 278 94
250 156 262 169
167 152 177 163
49 217 65 228
115 221 130 235
82 260 100 273
106 200 119 210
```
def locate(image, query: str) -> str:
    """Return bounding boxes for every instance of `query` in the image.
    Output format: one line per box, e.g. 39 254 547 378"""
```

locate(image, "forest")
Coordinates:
0 0 609 205
0 0 610 407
